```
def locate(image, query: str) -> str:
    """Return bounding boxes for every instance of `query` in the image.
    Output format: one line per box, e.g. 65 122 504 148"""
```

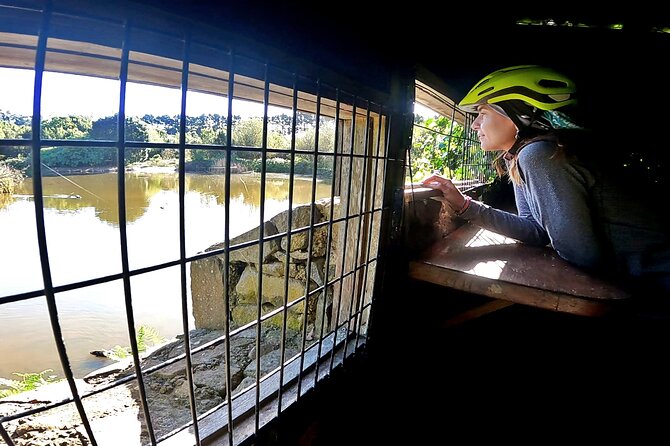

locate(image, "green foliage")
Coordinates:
2 109 335 175
41 146 116 168
233 118 263 148
294 124 336 152
0 369 61 398
0 162 23 194
41 116 91 139
410 116 461 181
104 325 166 361
409 114 495 184
0 119 31 140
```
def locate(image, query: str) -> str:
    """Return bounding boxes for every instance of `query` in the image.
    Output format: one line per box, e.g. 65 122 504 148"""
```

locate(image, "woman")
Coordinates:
421 65 669 294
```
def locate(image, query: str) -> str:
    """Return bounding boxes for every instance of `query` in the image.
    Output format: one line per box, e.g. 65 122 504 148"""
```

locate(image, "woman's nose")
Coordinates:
471 115 482 130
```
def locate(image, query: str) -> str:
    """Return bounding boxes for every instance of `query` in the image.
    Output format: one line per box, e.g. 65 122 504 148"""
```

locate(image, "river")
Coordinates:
0 171 332 380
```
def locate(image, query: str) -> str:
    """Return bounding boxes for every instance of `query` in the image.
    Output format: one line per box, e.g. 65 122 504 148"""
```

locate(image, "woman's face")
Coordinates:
471 104 518 151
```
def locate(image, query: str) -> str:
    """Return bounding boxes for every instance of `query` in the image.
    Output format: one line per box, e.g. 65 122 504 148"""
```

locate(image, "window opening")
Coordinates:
0 3 390 445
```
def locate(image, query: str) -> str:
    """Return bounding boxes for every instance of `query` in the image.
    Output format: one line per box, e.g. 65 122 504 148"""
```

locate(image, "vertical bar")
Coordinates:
461 108 472 185
296 80 318 399
254 62 270 436
0 423 16 446
329 97 357 372
116 20 156 445
315 88 339 382
364 108 392 346
338 97 358 362
30 3 98 444
222 52 236 446
446 102 457 179
178 31 201 445
343 103 371 358
277 73 298 413
355 105 385 348
308 81 323 389
351 104 373 348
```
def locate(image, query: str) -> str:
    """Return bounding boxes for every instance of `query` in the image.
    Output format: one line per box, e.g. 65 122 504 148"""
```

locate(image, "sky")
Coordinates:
0 67 438 120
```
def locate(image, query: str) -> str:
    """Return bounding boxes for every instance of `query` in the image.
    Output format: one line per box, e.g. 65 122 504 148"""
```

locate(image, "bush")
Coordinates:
0 162 23 194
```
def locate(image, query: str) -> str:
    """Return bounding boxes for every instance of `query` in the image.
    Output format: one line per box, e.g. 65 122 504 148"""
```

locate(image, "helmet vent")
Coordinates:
477 86 494 97
538 79 568 89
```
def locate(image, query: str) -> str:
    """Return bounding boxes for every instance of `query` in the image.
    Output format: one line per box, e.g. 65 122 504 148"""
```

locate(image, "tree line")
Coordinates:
0 111 336 174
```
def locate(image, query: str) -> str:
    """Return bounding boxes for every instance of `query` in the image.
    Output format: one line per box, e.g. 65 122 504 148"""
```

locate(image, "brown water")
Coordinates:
0 171 331 380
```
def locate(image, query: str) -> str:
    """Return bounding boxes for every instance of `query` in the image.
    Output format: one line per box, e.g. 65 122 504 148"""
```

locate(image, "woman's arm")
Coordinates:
421 172 550 245
460 196 550 246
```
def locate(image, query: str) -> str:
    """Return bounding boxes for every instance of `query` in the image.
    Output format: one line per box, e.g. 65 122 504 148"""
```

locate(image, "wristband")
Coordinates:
455 196 471 216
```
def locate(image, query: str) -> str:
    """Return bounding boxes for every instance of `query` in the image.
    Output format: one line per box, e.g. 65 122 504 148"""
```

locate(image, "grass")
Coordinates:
104 325 166 361
0 370 61 398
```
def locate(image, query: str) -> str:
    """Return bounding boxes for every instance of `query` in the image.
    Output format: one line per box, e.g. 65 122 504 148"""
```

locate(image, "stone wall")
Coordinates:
190 198 341 338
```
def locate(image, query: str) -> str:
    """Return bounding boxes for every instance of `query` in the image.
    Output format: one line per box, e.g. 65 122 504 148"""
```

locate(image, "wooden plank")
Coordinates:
409 262 614 317
415 223 630 301
408 222 631 317
442 300 515 328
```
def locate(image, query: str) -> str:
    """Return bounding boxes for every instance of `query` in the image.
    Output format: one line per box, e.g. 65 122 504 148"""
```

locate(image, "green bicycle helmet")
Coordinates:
458 65 577 113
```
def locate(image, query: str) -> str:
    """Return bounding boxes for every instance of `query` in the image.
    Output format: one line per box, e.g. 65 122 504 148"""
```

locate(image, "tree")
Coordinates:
91 115 151 163
41 116 91 140
232 118 263 153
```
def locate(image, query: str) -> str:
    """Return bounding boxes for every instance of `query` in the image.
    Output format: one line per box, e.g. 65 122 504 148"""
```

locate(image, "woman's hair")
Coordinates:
493 130 583 185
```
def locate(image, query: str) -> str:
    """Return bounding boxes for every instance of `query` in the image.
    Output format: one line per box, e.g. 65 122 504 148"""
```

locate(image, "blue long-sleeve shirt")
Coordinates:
459 140 670 286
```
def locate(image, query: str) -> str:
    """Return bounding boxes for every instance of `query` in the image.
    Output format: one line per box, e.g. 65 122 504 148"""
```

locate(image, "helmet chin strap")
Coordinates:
502 126 521 161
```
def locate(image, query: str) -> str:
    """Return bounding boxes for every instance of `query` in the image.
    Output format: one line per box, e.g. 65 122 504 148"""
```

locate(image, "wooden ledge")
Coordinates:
408 223 631 317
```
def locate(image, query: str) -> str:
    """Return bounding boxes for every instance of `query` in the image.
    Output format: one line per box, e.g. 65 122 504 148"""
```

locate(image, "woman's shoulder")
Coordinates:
516 138 559 165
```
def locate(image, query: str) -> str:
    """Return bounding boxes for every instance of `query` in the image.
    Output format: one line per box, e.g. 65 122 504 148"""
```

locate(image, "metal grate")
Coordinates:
0 2 391 444
410 98 496 190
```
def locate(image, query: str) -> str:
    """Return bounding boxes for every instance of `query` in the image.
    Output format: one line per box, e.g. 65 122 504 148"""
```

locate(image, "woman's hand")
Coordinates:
420 174 468 213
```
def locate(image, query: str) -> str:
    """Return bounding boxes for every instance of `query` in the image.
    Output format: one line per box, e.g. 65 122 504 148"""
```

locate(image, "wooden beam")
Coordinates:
1 32 378 120
442 299 515 328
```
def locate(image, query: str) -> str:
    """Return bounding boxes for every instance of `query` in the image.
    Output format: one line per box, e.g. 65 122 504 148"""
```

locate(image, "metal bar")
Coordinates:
351 104 374 349
338 97 360 357
0 423 16 446
344 102 370 358
0 139 30 147
446 100 458 178
116 19 156 445
296 78 319 399
311 82 330 388
0 290 45 304
321 90 341 374
178 31 202 445
356 103 384 348
254 62 270 437
329 96 356 372
365 108 392 335
29 1 98 444
222 51 236 446
277 72 298 414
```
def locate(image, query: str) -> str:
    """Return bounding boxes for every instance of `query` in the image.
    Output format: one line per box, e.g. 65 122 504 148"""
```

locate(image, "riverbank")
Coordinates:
0 325 311 445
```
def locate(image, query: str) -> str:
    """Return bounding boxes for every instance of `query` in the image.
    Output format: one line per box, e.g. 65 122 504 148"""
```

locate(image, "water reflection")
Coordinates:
11 172 329 226
0 171 332 379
